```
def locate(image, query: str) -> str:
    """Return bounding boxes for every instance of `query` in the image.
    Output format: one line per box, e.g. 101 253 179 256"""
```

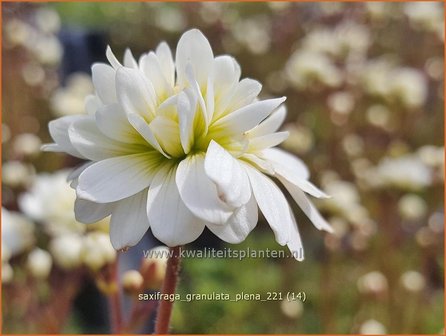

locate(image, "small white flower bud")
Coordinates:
359 319 387 334
49 235 83 270
400 271 426 292
2 161 35 187
141 246 169 289
13 133 42 157
27 248 52 279
280 300 303 318
81 232 116 272
398 194 427 220
122 270 144 294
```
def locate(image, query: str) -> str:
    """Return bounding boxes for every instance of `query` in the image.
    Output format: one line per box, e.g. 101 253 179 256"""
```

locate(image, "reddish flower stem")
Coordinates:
154 246 182 334
109 258 123 334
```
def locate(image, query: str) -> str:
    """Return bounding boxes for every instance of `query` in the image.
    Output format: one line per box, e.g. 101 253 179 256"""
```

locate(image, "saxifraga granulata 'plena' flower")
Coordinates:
43 29 333 260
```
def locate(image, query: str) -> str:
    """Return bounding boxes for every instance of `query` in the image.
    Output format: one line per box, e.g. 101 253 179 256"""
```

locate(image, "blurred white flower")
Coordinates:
1 208 35 258
268 2 291 12
49 234 83 270
34 8 61 34
366 105 391 130
21 63 46 86
50 73 94 117
404 2 444 32
2 123 11 143
4 19 32 47
388 68 427 108
428 212 444 233
199 3 223 25
13 133 42 157
342 134 364 157
416 226 437 247
2 161 35 187
359 319 387 335
27 248 53 279
44 29 332 257
425 57 444 81
357 271 388 295
374 155 432 191
154 6 186 33
365 2 389 21
19 170 86 236
2 262 13 284
280 299 303 318
31 36 63 65
335 21 371 56
417 145 444 169
232 17 271 54
286 50 343 89
360 58 394 97
80 231 116 271
328 91 355 115
400 270 426 292
301 28 341 57
398 194 427 221
281 124 314 154
320 180 369 225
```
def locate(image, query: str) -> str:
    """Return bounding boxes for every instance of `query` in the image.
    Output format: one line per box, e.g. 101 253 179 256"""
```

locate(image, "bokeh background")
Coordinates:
2 2 444 334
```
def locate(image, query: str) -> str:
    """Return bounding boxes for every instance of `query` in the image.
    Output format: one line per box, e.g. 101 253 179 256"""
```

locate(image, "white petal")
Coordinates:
40 143 62 152
106 46 122 70
85 94 102 115
67 162 94 183
177 90 196 154
110 191 149 250
205 75 215 124
139 52 173 100
204 140 251 208
279 177 333 233
148 165 206 246
185 64 209 129
216 78 262 118
212 55 241 98
213 97 286 136
207 195 258 244
77 152 162 203
176 154 234 225
248 105 287 138
123 48 138 68
47 115 85 158
156 42 175 87
127 113 170 158
240 153 274 174
286 207 304 261
149 115 183 157
262 148 310 180
263 149 329 198
74 198 114 224
69 117 141 161
248 132 289 151
116 67 156 120
243 163 293 246
175 29 214 88
18 193 44 221
91 63 116 104
95 103 142 144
